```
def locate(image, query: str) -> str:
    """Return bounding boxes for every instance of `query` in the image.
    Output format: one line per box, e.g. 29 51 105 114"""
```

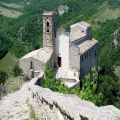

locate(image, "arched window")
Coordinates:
46 21 50 32
47 21 49 27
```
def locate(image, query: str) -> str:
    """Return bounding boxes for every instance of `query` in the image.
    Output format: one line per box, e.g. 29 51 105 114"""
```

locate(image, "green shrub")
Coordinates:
41 66 103 106
13 64 22 77
0 71 8 85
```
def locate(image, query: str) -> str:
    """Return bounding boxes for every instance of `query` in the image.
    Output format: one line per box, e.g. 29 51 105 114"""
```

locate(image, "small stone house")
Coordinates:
19 47 54 78
19 11 98 87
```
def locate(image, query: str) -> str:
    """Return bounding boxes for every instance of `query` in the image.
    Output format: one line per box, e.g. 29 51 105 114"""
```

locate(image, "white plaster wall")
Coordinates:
56 33 69 70
55 36 59 58
69 43 80 71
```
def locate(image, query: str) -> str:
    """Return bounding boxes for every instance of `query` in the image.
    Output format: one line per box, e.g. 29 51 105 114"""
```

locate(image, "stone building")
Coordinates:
19 47 53 78
19 11 98 87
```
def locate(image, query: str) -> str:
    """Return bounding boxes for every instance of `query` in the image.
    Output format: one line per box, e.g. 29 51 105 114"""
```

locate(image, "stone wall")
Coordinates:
69 43 80 71
19 57 45 78
80 43 98 79
28 82 120 120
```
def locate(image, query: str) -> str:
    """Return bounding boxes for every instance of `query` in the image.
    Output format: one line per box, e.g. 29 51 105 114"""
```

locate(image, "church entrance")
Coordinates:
58 57 61 67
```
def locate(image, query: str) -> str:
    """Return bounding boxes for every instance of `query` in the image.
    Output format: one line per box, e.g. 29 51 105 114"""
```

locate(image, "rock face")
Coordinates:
1 77 120 120
114 66 120 78
30 85 120 120
58 5 69 15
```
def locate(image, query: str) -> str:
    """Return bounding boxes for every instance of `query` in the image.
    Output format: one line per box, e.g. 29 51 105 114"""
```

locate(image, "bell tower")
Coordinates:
43 11 56 48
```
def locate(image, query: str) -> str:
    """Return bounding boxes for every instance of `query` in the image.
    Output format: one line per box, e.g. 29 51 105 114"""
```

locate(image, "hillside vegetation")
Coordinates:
0 0 120 108
0 52 17 73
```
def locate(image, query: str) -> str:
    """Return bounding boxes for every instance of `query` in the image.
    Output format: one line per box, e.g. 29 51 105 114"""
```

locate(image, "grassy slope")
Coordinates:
0 6 23 18
0 1 24 18
5 76 24 93
0 52 17 73
0 76 25 99
91 2 120 23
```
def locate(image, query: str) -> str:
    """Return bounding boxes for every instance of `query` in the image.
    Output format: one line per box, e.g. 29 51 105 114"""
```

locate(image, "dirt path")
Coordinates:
0 82 31 120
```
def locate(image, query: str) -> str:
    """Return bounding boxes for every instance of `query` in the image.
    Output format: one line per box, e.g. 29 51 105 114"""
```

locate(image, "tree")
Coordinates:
0 71 8 86
0 31 12 59
79 68 103 105
13 64 22 77
98 73 120 108
42 66 103 106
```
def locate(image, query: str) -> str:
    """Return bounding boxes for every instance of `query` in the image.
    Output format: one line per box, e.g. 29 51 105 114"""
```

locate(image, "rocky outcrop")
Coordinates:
29 85 120 120
0 76 120 120
58 5 69 15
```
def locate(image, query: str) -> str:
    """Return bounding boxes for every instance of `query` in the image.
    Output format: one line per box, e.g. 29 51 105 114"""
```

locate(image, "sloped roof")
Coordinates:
79 39 98 54
70 31 86 42
79 21 91 28
43 11 54 16
20 47 53 63
70 21 91 42
70 21 91 29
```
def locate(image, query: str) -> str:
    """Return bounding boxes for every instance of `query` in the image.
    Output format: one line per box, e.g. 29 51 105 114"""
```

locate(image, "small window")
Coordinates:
47 29 49 32
81 55 83 62
47 21 49 27
89 51 91 56
87 52 88 58
95 50 97 57
85 53 86 59
74 72 76 76
30 61 34 69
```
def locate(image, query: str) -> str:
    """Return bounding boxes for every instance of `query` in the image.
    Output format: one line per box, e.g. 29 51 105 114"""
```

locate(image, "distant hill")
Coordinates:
0 0 120 65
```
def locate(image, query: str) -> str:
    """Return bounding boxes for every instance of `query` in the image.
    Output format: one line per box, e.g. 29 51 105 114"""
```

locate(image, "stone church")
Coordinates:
19 11 98 88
